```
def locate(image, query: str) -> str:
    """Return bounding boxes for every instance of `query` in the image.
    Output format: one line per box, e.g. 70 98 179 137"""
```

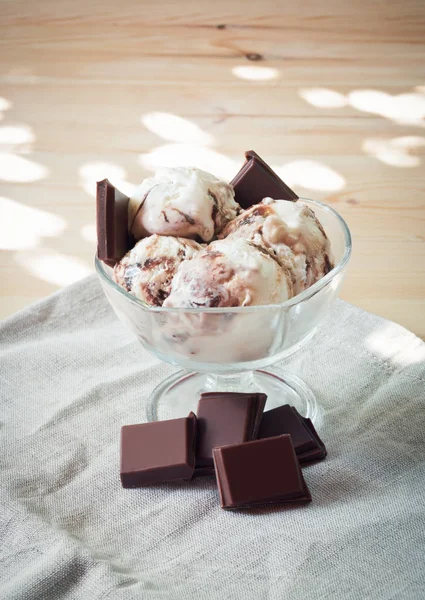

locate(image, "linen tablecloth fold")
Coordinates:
1 276 424 600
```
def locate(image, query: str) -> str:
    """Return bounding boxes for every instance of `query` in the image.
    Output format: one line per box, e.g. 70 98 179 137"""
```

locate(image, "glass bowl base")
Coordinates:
146 366 318 424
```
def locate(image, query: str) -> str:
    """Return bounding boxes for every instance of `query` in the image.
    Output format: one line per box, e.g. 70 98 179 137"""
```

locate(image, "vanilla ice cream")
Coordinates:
220 198 333 295
113 234 202 306
163 237 293 309
128 167 239 243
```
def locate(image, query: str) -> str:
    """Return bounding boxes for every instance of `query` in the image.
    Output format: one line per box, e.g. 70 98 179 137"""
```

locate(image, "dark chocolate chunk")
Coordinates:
120 412 197 488
96 178 131 267
230 150 298 209
258 405 327 464
213 434 311 509
196 392 267 471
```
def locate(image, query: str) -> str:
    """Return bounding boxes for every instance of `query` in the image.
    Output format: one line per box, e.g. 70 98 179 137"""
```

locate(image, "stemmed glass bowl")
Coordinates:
95 198 352 424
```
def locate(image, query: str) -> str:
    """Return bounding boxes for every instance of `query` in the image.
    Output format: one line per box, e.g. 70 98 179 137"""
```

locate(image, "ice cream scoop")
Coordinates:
220 198 333 295
128 167 239 243
163 237 293 308
113 234 202 306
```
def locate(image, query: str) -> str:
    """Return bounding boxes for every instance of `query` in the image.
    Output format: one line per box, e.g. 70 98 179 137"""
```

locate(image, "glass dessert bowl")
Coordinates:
96 198 351 424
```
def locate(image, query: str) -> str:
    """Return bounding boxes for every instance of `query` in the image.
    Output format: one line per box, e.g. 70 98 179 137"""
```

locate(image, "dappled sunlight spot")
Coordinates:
365 325 425 367
0 125 35 146
14 250 92 287
348 90 425 126
348 90 392 116
273 160 345 192
299 88 347 108
81 223 97 244
79 161 126 182
0 153 48 182
141 112 213 145
0 97 11 111
232 66 279 81
81 181 100 198
362 136 425 168
139 144 239 180
0 197 66 250
79 161 136 198
81 181 96 198
299 86 425 125
391 136 425 149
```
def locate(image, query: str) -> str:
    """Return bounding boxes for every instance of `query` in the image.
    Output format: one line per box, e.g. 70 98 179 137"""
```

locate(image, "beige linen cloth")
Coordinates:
1 275 424 600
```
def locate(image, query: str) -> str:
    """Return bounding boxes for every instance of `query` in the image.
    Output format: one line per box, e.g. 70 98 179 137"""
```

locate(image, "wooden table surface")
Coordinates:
1 1 424 337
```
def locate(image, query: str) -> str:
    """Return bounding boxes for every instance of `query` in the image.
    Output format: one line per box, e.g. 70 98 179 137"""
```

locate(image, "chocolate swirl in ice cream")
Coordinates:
128 167 240 243
114 234 203 306
163 237 293 309
220 198 333 295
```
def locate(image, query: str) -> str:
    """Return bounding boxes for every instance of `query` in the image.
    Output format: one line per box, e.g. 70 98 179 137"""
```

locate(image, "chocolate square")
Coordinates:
120 412 197 487
96 178 131 267
230 150 298 209
195 392 267 472
213 434 311 509
258 405 327 464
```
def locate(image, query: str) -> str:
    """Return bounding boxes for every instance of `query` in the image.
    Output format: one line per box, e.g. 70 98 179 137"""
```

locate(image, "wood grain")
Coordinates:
0 0 424 338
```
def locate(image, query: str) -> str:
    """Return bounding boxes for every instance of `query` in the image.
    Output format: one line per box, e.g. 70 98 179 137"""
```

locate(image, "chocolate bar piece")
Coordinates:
258 405 327 464
196 392 267 471
120 412 196 487
96 178 131 267
213 434 311 509
230 150 298 209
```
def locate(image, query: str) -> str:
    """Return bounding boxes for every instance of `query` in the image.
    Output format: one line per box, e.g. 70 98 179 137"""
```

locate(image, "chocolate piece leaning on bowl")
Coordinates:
230 150 298 210
213 434 312 510
120 412 197 488
195 392 267 475
258 405 327 464
97 178 132 267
